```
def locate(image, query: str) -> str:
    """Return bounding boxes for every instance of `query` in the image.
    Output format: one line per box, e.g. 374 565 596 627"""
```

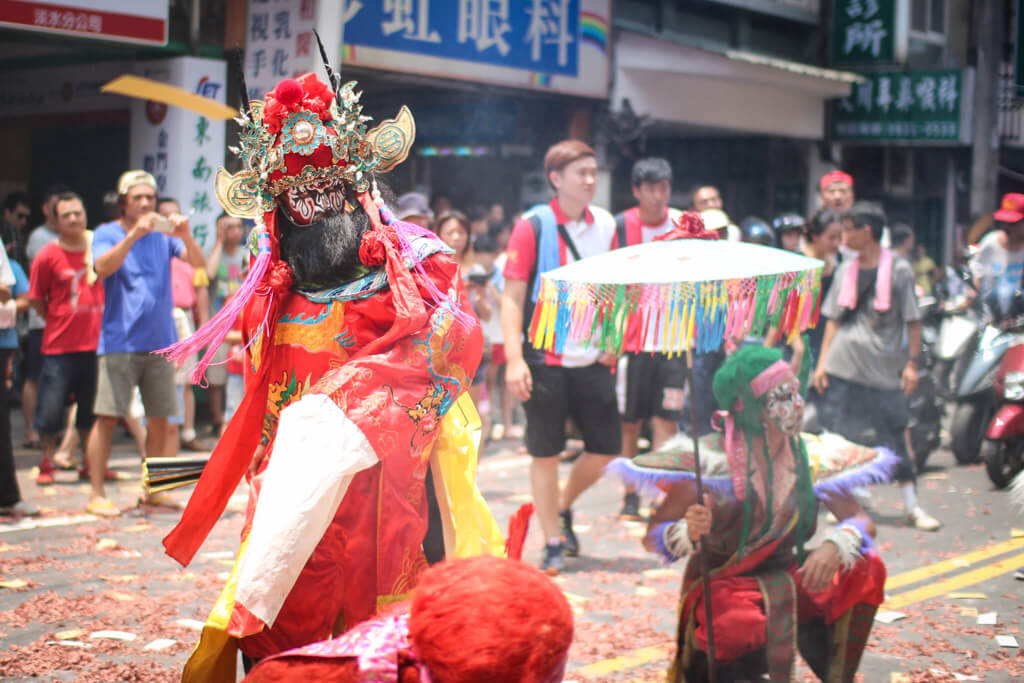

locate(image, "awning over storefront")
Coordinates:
613 31 861 139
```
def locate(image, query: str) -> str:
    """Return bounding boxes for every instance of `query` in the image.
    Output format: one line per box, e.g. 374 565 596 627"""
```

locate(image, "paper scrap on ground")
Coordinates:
144 638 177 650
996 635 1019 648
90 630 137 641
55 629 84 640
100 574 138 584
953 674 982 682
563 592 589 605
0 579 27 589
201 550 234 559
875 611 907 624
643 568 681 579
977 612 997 625
922 473 948 480
635 586 657 597
947 592 987 599
47 640 91 648
890 673 912 682
176 618 206 631
95 538 119 551
959 607 978 617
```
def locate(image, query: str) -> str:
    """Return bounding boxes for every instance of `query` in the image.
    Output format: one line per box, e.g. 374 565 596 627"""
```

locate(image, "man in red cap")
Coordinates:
819 170 855 213
970 193 1024 315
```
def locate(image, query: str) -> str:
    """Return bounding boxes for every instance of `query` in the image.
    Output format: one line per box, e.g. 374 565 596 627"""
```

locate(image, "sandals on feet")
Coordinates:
86 499 121 518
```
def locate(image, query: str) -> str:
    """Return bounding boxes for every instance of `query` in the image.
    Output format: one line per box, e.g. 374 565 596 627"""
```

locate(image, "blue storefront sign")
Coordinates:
343 0 581 76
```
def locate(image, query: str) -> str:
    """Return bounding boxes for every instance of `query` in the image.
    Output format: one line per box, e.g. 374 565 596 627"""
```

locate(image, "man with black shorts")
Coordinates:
502 140 620 573
613 158 685 519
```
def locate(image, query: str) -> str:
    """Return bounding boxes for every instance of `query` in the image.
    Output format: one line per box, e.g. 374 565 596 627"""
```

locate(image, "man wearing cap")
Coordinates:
970 193 1024 316
84 170 206 516
395 192 434 230
819 170 855 213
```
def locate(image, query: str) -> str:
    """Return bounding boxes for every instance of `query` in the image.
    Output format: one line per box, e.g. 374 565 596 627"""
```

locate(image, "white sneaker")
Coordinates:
0 500 40 517
906 506 940 531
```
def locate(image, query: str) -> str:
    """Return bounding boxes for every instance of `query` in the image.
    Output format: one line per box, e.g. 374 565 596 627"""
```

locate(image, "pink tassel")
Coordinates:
382 211 476 332
158 231 274 385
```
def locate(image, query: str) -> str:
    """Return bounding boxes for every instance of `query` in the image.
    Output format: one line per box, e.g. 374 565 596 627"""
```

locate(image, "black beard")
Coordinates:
277 206 371 287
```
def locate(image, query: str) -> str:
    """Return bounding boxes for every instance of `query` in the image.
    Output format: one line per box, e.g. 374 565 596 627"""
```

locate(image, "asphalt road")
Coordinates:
0 410 1022 682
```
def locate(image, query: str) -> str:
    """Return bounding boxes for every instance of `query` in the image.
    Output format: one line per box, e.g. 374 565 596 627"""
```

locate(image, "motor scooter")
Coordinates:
950 321 1013 464
932 262 981 399
980 333 1024 487
932 298 982 400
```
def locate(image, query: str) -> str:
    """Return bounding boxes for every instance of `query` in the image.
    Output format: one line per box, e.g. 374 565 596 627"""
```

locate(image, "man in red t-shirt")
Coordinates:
28 192 104 484
501 139 620 574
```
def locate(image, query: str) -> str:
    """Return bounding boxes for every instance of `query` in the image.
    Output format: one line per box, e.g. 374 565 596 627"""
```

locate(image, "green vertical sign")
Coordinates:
831 0 897 65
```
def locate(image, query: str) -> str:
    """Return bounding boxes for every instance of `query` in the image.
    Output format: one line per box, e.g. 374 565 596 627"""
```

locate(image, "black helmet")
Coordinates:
739 216 775 246
772 212 805 233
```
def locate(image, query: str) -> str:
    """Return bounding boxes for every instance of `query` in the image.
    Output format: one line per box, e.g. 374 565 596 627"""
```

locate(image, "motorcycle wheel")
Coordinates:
980 438 1024 489
951 399 989 464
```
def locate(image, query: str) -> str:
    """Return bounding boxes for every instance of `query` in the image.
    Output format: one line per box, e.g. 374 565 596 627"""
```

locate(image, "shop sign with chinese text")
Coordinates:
244 0 610 100
830 0 908 65
129 57 226 252
832 70 973 144
0 0 167 46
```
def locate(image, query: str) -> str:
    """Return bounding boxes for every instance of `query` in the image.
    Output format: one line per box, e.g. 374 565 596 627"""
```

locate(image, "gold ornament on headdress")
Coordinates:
214 80 415 220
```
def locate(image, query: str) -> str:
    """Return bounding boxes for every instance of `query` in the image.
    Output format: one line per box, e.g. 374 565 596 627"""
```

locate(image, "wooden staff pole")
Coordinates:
686 348 716 682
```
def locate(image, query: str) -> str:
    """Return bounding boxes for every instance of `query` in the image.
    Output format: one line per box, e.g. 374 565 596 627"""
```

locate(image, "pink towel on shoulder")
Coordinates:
836 247 892 312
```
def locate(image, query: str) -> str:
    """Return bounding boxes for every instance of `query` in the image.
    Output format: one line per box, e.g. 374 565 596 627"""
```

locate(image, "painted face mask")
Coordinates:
765 380 804 436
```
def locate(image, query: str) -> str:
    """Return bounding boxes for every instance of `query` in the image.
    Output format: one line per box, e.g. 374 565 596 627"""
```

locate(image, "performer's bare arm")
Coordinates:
801 492 876 593
643 479 712 553
501 278 532 401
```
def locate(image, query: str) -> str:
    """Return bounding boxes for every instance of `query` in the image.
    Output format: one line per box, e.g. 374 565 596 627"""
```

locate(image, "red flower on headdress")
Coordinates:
655 211 719 241
263 73 335 135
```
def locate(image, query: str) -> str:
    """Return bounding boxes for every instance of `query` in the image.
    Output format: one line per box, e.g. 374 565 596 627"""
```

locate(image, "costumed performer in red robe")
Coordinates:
611 345 896 682
159 69 503 682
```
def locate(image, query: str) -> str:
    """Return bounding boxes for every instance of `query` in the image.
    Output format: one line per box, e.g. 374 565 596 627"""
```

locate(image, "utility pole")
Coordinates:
970 0 1002 221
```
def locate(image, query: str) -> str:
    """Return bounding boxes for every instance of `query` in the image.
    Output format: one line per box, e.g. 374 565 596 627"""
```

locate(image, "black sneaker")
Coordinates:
541 541 565 575
560 509 579 556
620 492 641 521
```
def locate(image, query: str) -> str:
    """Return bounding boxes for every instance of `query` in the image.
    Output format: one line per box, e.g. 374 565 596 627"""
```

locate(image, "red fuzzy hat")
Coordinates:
243 555 573 683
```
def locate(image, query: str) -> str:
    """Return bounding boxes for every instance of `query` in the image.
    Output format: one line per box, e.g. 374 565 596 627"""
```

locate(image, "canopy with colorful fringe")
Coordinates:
529 240 824 356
